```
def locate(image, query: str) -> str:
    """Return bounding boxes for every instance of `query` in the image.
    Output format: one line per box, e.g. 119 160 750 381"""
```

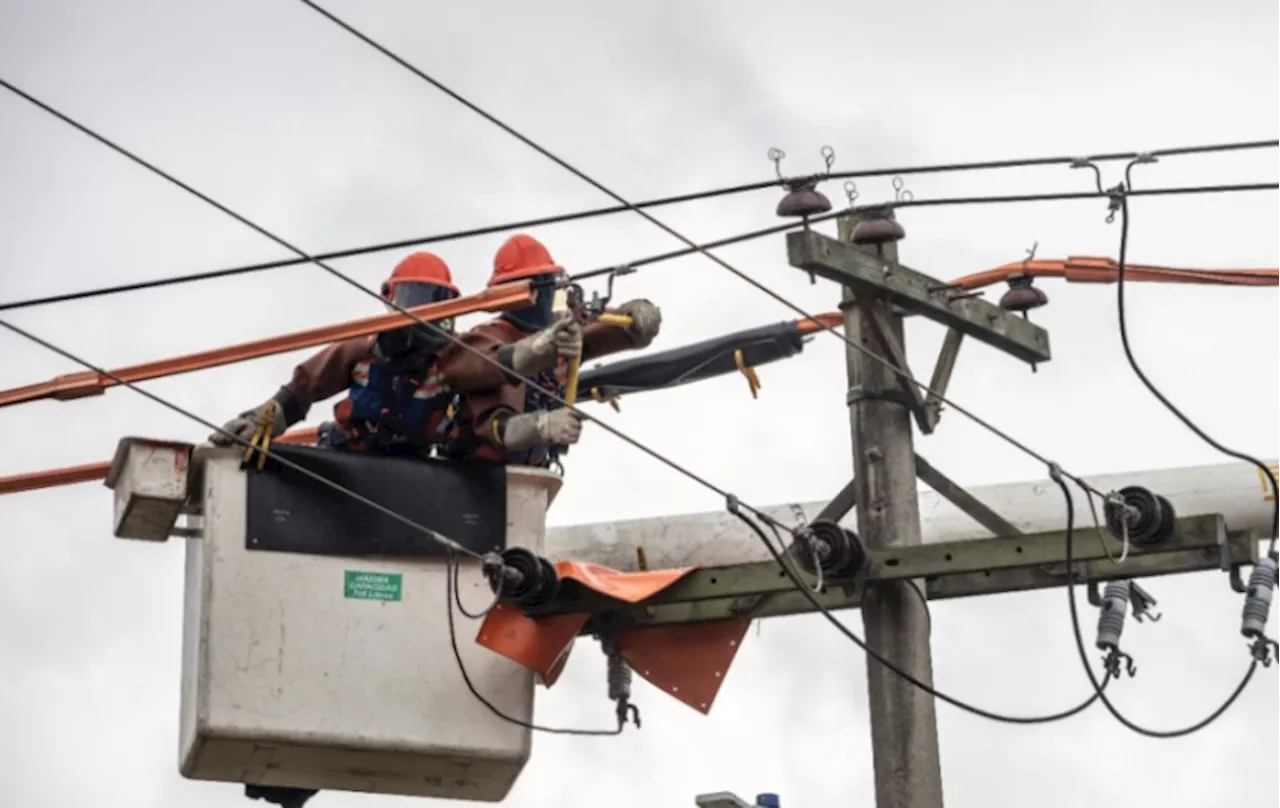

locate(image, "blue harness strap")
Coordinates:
336 354 451 456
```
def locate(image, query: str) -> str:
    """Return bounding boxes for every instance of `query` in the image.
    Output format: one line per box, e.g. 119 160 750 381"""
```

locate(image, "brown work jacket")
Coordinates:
440 315 641 463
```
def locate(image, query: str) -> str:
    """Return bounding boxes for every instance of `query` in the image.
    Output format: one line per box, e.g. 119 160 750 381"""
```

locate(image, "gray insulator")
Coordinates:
1096 580 1131 652
606 650 632 703
1241 556 1278 639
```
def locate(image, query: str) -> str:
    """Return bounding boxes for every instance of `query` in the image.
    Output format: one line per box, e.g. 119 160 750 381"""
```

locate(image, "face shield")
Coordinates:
501 271 565 333
377 281 459 363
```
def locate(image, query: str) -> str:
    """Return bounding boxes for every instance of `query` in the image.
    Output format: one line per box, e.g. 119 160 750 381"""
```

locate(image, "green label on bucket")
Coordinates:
344 570 403 602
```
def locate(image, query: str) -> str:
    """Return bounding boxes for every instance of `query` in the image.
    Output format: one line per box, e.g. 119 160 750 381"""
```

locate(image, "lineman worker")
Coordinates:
437 233 661 466
209 250 580 456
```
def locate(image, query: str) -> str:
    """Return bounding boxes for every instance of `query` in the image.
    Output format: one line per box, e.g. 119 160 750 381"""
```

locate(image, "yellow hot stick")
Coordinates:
564 314 633 406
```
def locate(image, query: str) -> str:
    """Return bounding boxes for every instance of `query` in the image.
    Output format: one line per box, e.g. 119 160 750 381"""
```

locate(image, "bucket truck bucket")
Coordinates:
104 436 562 802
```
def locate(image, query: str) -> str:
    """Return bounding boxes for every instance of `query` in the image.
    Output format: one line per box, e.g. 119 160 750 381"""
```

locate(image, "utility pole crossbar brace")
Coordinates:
537 513 1246 627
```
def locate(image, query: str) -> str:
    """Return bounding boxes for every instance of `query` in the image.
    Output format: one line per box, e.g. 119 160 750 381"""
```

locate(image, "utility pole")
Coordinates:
838 209 945 808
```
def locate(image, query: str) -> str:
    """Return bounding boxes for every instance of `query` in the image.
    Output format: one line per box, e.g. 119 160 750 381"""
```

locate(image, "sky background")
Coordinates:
1 0 1277 806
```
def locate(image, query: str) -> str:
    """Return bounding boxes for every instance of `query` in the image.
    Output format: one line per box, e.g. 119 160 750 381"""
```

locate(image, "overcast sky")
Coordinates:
1 1 1277 806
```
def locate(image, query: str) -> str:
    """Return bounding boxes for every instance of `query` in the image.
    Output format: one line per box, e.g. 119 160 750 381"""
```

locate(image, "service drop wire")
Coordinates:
1112 163 1280 552
729 505 1111 725
0 316 478 561
443 551 625 736
1054 470 1258 737
284 7 1276 509
1 182 1271 314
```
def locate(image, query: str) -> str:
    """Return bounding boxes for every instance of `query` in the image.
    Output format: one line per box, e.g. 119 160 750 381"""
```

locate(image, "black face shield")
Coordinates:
500 272 562 333
376 281 459 366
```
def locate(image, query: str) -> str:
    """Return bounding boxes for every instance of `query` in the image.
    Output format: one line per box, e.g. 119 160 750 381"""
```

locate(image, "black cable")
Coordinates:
288 6 1278 507
885 183 1276 211
443 551 623 736
2 180 1269 313
730 506 1109 725
0 315 480 560
1112 165 1280 554
567 182 1278 283
1051 468 1259 738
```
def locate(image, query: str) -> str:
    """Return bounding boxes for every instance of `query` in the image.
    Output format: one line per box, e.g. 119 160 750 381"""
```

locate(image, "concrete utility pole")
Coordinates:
838 210 945 808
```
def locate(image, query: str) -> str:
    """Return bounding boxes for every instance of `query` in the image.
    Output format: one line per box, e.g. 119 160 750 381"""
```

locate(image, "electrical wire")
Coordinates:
0 76 781 525
566 182 1278 283
0 315 480 560
451 552 505 620
6 66 1274 741
1 49 1262 736
1 298 1105 731
0 306 626 739
1112 163 1280 553
1 181 1269 314
1051 467 1259 738
731 506 1110 724
444 551 624 735
288 5 1278 509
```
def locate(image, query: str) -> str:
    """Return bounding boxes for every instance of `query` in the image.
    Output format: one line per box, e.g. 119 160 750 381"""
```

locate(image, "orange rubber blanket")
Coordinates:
475 560 750 714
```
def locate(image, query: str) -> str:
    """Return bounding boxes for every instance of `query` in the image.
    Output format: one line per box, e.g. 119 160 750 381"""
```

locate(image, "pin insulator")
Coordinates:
999 274 1049 312
850 206 905 245
776 178 833 219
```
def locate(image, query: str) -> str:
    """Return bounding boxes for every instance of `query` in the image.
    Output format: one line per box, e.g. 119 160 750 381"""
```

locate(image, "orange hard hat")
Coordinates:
382 251 459 297
488 234 563 287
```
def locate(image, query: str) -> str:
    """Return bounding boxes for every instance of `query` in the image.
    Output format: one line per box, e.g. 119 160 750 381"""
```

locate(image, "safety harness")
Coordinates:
322 352 452 457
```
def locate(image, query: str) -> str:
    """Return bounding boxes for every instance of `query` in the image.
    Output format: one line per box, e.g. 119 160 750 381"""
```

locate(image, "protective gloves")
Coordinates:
504 312 583 377
209 399 288 447
615 298 662 347
500 408 585 451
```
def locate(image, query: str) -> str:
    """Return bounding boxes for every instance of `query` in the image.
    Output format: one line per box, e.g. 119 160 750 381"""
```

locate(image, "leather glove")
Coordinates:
615 298 661 347
209 400 288 447
501 408 586 451
507 312 582 376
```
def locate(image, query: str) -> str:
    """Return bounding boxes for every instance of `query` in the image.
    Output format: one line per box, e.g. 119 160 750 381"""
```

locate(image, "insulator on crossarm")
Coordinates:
1241 556 1278 639
1104 486 1177 548
483 547 560 609
1096 580 1132 652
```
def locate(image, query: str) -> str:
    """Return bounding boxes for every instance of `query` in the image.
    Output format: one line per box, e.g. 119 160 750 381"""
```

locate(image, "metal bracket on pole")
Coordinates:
913 453 1021 538
816 476 859 523
786 230 1052 365
857 298 935 434
923 328 964 428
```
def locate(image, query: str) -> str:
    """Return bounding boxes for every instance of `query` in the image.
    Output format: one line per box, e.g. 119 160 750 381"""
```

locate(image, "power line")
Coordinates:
1110 162 1279 547
0 45 1268 741
0 76 1133 728
2 177 1269 316
293 4 1280 507
0 74 784 527
291 6 1277 735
